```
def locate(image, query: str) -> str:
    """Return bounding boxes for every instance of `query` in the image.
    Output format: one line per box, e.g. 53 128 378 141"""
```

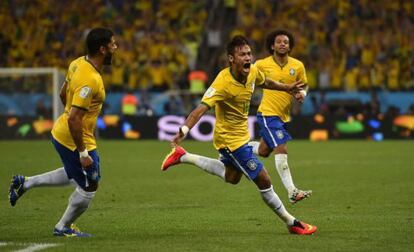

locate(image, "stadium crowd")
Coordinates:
0 0 206 93
227 0 414 91
1 0 413 91
0 0 413 116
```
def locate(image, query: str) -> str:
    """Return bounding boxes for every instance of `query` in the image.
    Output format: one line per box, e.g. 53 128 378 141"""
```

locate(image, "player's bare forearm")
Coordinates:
262 78 304 92
293 83 308 103
60 81 68 106
183 104 209 129
68 107 86 152
171 104 209 146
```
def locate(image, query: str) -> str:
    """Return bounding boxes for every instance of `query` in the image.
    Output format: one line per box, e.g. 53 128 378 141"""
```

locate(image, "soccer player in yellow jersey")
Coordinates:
161 35 316 235
248 30 312 204
9 28 118 237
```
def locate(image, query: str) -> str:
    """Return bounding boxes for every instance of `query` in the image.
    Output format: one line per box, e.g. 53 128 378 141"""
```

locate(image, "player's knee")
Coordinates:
226 180 237 185
258 145 271 157
84 181 99 192
258 149 271 157
274 144 288 154
225 174 241 185
254 170 272 189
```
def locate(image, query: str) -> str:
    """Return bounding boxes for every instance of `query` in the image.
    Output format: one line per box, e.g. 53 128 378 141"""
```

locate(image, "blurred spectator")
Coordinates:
137 91 154 116
164 94 184 115
188 70 207 94
408 104 414 115
110 58 126 92
148 59 172 92
35 99 51 119
121 89 138 116
384 105 400 120
362 90 381 118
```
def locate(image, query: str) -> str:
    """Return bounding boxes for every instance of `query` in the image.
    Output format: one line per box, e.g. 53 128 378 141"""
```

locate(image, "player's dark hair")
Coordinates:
227 35 250 56
266 29 295 54
86 27 114 56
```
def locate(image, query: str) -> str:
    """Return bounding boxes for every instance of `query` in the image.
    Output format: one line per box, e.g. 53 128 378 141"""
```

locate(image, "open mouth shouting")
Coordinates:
242 62 251 74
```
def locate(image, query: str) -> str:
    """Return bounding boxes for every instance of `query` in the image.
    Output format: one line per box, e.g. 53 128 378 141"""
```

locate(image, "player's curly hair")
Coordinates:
86 27 114 56
266 29 295 54
227 35 250 55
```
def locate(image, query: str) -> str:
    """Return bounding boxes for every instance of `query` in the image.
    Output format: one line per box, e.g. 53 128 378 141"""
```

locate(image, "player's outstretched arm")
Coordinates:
171 103 209 146
262 78 305 92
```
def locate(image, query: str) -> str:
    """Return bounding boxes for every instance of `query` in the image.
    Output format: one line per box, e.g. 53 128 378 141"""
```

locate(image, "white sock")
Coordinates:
180 153 225 180
248 141 260 155
275 154 295 193
55 187 95 230
23 167 70 190
260 186 295 226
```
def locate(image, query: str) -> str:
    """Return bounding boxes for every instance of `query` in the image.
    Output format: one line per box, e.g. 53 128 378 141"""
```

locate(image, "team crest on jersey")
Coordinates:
79 86 91 98
204 87 216 98
247 159 257 171
276 130 284 139
91 171 99 181
289 68 296 76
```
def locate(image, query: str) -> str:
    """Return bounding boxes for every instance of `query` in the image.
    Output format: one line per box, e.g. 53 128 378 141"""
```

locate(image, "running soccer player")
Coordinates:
161 35 316 235
8 27 117 237
249 30 312 204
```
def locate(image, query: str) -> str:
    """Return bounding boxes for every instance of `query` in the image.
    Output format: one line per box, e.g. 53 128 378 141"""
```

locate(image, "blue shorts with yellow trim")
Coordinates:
257 113 292 149
219 144 263 180
51 137 101 190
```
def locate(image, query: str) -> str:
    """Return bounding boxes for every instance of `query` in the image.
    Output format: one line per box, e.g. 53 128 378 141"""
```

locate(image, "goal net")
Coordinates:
0 68 65 121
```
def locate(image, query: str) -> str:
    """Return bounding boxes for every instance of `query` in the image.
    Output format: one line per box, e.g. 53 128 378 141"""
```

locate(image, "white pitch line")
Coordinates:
0 242 61 252
13 243 60 252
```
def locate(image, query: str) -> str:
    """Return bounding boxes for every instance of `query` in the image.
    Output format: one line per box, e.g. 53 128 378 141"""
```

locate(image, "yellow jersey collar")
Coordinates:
228 67 247 86
84 55 102 75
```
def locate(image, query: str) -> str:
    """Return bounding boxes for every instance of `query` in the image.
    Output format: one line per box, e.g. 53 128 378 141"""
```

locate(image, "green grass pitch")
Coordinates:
1 140 413 251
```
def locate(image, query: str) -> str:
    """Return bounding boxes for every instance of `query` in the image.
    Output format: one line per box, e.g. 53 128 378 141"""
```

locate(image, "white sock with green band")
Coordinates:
275 154 295 193
55 187 95 230
24 167 70 190
181 153 225 180
260 186 295 225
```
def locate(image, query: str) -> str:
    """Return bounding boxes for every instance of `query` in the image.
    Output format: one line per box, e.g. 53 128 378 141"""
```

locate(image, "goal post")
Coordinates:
0 67 65 121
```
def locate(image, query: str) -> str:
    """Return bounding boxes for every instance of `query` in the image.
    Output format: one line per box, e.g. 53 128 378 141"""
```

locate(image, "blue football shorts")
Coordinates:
51 137 101 189
257 113 292 149
219 144 263 180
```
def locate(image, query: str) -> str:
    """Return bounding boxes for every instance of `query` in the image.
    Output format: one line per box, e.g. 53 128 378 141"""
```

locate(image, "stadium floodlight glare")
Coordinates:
0 67 65 121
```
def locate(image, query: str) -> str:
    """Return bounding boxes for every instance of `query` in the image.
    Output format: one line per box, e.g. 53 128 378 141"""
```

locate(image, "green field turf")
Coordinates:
1 140 413 251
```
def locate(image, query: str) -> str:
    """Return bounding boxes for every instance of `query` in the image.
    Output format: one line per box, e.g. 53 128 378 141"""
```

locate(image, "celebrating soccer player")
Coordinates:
9 28 117 237
161 35 316 235
248 30 312 204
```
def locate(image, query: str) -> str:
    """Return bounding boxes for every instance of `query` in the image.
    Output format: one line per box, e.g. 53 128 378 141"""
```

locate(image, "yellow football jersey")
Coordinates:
201 65 265 151
52 56 105 151
256 56 307 122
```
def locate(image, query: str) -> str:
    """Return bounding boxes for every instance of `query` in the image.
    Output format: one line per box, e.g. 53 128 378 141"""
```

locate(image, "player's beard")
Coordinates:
103 52 113 65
